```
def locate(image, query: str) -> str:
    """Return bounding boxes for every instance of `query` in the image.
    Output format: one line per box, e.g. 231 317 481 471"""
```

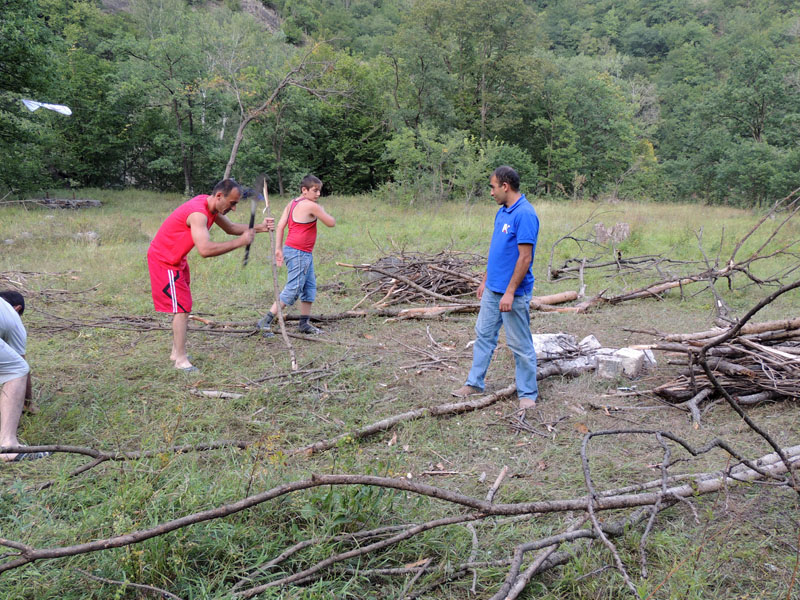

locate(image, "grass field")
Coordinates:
0 190 798 599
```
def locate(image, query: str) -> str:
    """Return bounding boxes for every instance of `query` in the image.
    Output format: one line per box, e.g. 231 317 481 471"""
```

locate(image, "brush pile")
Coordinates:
650 317 800 405
340 251 485 307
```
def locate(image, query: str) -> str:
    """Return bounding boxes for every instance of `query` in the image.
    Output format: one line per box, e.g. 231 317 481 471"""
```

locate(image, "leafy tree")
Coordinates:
0 0 58 192
406 0 542 140
120 0 207 193
380 18 456 131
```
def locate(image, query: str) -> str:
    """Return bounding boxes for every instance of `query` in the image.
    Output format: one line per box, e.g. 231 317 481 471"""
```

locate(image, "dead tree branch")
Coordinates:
75 568 185 600
0 443 795 599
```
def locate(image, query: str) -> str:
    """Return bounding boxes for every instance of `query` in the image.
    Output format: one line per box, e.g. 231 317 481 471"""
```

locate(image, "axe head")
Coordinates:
255 173 266 199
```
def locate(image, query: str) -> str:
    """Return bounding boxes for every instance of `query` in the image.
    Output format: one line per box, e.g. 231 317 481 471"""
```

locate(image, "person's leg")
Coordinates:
501 293 538 405
171 312 192 369
258 299 286 329
0 375 26 461
298 257 320 334
260 248 304 330
150 257 193 367
464 290 503 391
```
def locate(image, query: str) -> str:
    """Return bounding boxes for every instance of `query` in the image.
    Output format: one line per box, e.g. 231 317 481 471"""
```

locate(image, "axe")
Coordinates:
242 185 258 267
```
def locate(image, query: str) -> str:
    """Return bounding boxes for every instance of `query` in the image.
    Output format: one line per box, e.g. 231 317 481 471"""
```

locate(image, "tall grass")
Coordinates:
0 190 798 598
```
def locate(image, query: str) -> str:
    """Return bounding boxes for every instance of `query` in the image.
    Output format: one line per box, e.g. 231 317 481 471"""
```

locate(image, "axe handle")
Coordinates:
242 209 256 267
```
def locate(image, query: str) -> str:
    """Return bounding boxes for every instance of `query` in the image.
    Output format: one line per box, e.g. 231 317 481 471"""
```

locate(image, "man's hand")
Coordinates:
275 248 284 266
499 291 514 312
256 217 275 233
240 228 255 247
476 280 486 300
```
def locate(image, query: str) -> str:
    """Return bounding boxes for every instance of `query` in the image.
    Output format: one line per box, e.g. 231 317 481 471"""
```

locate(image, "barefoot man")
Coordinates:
147 179 274 373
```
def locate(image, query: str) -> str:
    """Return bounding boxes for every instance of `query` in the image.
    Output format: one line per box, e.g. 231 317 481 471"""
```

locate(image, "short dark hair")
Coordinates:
300 175 322 191
0 290 24 315
211 179 243 197
492 166 520 192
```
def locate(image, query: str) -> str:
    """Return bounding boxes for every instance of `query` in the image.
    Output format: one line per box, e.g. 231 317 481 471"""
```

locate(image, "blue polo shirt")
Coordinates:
486 194 539 296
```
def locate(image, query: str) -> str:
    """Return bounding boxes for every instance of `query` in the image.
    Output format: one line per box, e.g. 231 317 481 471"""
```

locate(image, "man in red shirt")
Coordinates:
148 179 274 373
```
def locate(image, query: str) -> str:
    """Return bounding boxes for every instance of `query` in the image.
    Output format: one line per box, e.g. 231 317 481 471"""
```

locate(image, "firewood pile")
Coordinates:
338 251 485 307
650 317 800 406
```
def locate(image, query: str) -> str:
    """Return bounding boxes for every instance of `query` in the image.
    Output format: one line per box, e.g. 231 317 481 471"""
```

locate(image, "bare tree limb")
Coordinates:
75 568 185 600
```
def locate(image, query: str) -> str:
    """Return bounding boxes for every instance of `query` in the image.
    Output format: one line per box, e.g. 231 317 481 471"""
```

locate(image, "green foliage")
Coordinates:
0 0 59 193
381 126 536 204
3 0 800 205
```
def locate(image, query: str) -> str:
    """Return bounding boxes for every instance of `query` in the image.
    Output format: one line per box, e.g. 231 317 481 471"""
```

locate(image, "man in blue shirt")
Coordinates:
452 166 539 409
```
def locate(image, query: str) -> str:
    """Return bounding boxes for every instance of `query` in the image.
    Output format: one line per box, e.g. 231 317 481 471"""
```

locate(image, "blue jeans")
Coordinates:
465 289 538 400
279 246 316 306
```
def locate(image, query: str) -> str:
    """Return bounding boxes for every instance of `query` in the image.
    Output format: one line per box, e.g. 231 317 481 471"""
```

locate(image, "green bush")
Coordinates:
381 126 536 204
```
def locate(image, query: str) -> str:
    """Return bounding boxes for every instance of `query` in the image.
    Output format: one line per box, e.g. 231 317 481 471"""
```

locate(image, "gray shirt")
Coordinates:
0 298 26 356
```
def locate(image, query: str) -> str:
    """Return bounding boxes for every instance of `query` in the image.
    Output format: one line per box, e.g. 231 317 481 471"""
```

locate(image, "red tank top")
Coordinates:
148 195 217 267
284 198 317 253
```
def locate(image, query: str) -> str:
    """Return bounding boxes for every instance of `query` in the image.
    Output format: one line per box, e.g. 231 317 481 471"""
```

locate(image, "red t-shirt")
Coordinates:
148 195 217 267
284 198 317 253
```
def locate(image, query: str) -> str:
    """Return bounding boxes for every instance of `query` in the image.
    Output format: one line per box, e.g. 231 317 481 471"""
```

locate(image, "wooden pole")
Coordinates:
263 179 297 370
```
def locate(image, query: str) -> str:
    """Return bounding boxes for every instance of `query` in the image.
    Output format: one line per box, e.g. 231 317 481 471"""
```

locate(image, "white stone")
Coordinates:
531 333 577 359
612 348 645 377
73 231 99 243
597 356 623 379
579 335 602 351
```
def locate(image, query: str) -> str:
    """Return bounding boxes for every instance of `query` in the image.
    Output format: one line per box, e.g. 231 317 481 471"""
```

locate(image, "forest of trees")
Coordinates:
2 0 800 206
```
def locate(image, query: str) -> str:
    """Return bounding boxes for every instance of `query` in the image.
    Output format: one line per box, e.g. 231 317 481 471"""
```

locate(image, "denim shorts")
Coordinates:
279 246 316 306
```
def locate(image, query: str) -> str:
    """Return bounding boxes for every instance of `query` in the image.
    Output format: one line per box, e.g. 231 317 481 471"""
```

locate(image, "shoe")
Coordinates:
518 397 537 410
176 365 200 374
298 323 322 335
261 330 275 338
257 314 275 330
12 451 51 462
451 385 483 398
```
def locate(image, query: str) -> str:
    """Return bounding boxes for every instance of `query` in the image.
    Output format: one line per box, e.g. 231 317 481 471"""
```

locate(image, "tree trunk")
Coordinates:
173 98 192 196
224 115 253 180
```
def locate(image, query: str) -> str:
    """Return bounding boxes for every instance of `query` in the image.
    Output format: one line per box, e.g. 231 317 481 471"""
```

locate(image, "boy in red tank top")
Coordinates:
257 175 336 334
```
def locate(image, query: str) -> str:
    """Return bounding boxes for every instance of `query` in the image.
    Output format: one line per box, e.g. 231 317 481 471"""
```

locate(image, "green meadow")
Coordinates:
0 191 798 599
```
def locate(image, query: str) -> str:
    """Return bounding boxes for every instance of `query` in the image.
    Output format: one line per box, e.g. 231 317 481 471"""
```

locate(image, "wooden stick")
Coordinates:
263 179 297 371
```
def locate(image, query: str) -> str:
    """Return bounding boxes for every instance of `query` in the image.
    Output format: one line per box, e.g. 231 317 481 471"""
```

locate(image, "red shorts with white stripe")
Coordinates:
147 254 192 313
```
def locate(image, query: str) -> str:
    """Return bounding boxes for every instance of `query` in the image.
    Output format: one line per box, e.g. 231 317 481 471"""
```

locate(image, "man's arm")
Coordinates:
309 203 336 227
189 212 252 258
214 214 274 235
499 243 533 312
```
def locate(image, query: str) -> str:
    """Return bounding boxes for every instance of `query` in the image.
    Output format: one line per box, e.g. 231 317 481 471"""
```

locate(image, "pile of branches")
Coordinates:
648 316 800 421
339 250 484 308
